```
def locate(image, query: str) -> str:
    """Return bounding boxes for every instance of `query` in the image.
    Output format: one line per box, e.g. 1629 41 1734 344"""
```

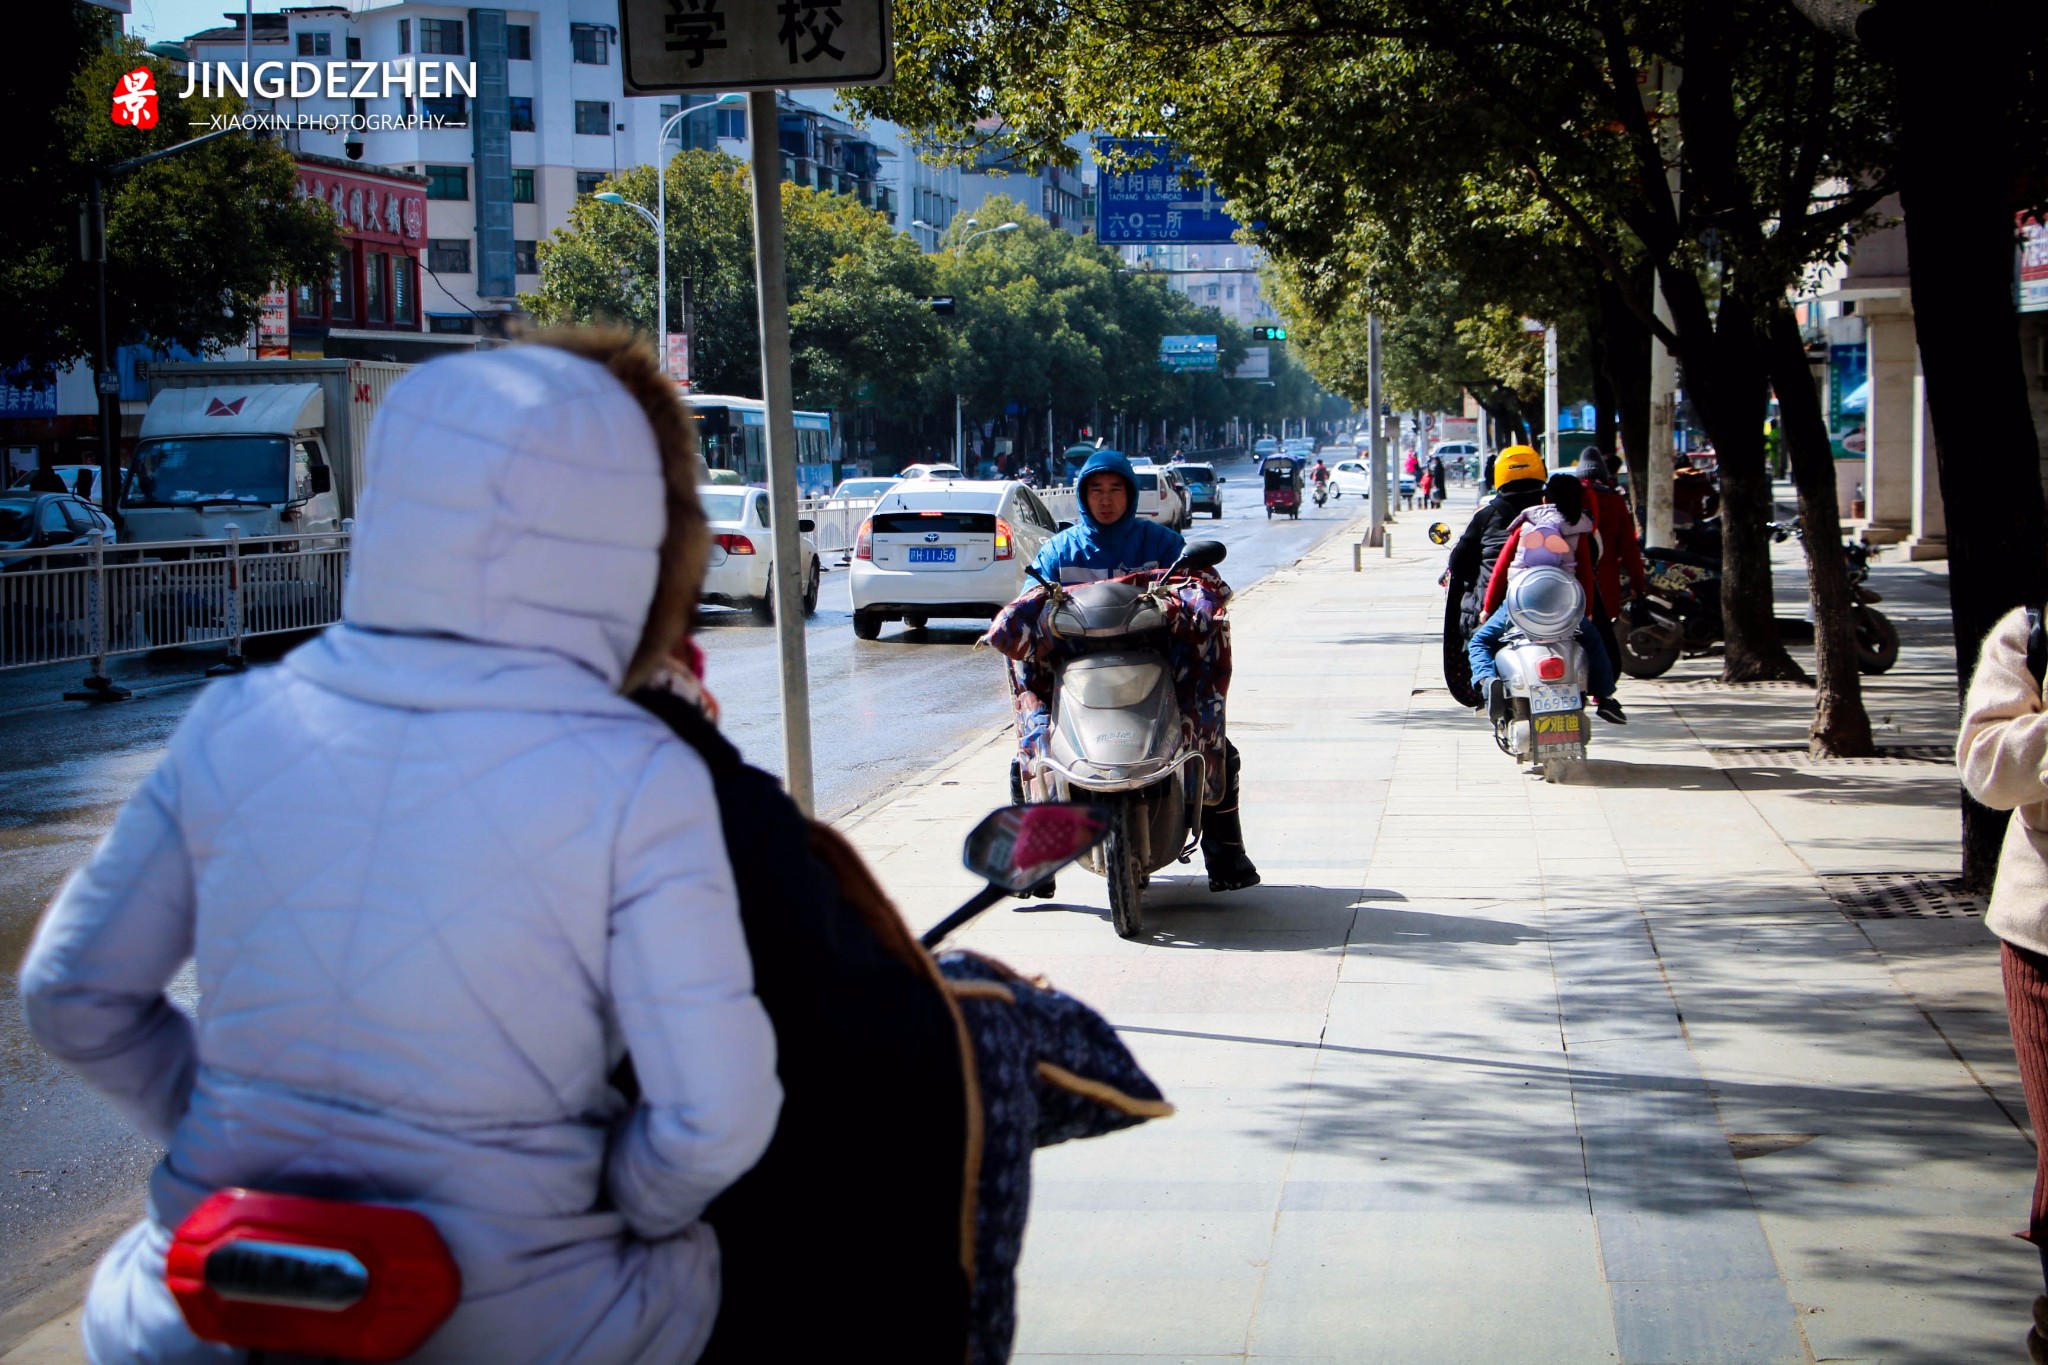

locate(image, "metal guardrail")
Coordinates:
1 526 350 692
797 485 1079 556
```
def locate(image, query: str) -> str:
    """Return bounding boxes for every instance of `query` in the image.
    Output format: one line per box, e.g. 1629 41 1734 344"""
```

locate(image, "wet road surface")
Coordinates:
0 455 1358 1310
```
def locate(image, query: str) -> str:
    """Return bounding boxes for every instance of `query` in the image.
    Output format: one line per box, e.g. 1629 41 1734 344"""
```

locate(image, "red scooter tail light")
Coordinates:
854 518 873 560
714 533 756 556
167 1188 461 1363
994 517 1015 560
1537 655 1567 681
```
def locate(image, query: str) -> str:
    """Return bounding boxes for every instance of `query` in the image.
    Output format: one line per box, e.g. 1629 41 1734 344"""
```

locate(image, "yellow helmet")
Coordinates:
1493 445 1546 488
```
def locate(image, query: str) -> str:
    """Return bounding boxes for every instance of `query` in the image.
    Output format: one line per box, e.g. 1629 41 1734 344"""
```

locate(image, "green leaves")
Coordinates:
1 12 338 377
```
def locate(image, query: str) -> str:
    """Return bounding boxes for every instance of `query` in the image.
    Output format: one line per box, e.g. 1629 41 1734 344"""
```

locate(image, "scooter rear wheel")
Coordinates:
1855 609 1900 674
1618 619 1683 679
1105 797 1146 941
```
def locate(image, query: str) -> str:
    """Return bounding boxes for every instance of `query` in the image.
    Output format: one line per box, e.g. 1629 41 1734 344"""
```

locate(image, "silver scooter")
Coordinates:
1481 566 1592 782
1019 541 1228 939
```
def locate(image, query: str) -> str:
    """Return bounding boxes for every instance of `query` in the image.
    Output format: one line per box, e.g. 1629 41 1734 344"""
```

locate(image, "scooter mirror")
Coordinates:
1428 522 1452 546
962 803 1109 894
1181 539 1227 570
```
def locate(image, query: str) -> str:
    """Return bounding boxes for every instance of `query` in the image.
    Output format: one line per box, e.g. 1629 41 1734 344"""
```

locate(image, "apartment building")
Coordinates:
1119 243 1280 329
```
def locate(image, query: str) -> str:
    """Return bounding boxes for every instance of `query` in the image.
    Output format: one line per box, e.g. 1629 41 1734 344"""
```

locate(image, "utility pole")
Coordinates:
1366 313 1386 546
1646 60 1681 545
1543 323 1561 468
746 88 814 815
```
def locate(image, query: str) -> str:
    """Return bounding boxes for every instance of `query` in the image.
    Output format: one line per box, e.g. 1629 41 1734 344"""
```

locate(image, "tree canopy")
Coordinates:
2 7 337 377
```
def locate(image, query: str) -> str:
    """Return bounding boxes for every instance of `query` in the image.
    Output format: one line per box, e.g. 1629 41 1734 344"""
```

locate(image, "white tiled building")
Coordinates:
1118 243 1280 329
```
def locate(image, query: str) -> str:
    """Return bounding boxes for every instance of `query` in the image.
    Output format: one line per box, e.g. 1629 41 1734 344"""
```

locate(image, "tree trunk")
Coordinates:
1863 1 2048 888
1766 305 1874 754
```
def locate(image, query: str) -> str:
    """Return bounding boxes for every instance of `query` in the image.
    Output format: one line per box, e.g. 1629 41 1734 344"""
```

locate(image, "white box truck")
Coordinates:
122 360 407 545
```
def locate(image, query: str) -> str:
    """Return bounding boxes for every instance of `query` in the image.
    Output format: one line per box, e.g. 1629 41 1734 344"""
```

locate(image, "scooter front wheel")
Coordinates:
1105 797 1146 940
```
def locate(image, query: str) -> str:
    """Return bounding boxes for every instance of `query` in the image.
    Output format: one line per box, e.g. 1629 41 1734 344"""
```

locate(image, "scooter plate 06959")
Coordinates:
1529 681 1580 715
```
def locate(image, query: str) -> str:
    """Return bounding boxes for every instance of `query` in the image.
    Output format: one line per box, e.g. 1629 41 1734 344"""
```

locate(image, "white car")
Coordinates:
698 485 822 620
827 476 899 503
897 463 965 481
850 480 1061 640
1133 466 1187 529
1328 458 1373 499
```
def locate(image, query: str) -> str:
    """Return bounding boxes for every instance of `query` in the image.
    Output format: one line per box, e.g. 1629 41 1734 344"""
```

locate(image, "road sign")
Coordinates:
1096 139 1241 245
922 295 956 315
619 0 894 94
1160 334 1219 372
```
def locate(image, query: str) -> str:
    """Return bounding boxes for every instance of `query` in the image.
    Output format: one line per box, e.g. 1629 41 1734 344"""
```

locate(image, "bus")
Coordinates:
685 393 834 495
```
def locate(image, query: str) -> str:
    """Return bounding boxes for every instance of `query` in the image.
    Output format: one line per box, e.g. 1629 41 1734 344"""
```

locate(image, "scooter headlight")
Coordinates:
1505 566 1585 641
1069 662 1162 707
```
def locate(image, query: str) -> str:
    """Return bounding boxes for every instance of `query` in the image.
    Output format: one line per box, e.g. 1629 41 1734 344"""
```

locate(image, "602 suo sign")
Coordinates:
620 0 894 94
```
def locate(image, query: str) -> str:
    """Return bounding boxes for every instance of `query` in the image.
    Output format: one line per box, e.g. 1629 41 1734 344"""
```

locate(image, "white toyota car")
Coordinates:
849 480 1062 640
698 485 822 620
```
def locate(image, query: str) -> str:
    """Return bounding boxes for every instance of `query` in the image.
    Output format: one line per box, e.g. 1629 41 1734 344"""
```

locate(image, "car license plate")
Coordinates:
907 546 956 564
1529 681 1580 715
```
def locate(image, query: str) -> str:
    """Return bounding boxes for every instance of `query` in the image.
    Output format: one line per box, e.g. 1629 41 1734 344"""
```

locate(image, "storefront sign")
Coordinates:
259 289 291 359
297 167 426 247
2021 213 2048 314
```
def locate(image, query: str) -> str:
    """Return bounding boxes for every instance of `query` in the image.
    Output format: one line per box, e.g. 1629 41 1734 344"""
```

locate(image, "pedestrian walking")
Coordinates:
20 329 783 1364
1959 604 2048 1362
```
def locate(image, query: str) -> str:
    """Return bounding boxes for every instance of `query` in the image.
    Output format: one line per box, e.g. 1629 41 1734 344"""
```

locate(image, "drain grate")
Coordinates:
1709 744 1952 768
1821 872 1984 920
1659 678 1813 692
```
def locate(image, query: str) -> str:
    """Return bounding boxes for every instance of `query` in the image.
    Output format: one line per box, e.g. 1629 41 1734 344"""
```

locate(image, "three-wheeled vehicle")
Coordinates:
1263 458 1302 519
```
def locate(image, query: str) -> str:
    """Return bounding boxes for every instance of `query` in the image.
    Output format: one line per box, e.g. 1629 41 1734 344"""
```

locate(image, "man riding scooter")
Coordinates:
1310 459 1330 506
1019 448 1261 893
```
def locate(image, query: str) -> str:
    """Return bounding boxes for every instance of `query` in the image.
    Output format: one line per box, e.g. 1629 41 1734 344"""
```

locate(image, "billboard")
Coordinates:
1160 334 1219 371
2021 212 2048 313
1229 346 1270 380
1097 139 1242 244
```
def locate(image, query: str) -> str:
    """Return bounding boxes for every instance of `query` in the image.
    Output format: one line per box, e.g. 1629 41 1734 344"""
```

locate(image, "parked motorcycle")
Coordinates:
1619 522 1897 677
1019 541 1228 939
161 803 1111 1363
1478 566 1593 781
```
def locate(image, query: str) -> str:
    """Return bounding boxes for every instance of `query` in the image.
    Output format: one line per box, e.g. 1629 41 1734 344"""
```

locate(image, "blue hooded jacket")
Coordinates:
1031 449 1186 585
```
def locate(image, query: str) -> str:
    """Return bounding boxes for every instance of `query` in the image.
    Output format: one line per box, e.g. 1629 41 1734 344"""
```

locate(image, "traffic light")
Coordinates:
1251 325 1288 341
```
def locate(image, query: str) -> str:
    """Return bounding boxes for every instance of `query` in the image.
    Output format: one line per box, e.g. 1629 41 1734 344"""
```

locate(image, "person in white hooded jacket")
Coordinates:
19 332 782 1364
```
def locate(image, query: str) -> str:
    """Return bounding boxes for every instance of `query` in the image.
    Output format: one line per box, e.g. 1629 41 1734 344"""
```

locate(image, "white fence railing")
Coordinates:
797 485 1078 557
1 526 350 691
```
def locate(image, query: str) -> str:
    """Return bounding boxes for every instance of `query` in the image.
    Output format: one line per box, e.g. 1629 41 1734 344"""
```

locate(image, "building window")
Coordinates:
513 240 538 275
427 238 471 273
330 248 355 321
429 315 475 335
716 107 745 140
506 23 531 59
365 251 387 323
294 276 321 319
346 34 361 59
424 165 468 200
570 23 608 64
508 96 534 132
575 171 606 196
420 18 464 55
297 31 331 56
422 94 467 126
510 169 535 203
574 100 610 136
397 18 409 53
391 257 414 325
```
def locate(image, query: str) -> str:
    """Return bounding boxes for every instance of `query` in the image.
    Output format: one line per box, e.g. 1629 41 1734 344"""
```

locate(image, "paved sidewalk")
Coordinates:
6 517 2024 1364
841 523 2025 1364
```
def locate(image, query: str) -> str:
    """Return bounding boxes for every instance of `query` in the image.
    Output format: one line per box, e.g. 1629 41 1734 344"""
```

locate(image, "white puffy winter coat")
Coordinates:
20 345 781 1364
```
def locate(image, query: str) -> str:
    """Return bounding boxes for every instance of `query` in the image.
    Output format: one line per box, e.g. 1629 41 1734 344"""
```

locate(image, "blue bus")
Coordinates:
686 394 834 494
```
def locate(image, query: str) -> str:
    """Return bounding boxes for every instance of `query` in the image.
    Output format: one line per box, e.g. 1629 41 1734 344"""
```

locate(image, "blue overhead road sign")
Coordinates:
1097 138 1242 245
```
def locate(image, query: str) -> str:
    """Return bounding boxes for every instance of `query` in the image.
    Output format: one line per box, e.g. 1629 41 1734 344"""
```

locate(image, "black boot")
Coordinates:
1011 756 1057 897
1201 803 1261 893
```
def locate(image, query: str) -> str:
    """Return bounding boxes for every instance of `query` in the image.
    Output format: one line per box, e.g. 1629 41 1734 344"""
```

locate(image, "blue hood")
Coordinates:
1075 448 1139 529
1032 448 1185 585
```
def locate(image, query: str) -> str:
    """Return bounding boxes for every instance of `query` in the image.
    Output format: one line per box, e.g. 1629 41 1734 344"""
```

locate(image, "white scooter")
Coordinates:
1018 541 1228 940
1481 566 1592 782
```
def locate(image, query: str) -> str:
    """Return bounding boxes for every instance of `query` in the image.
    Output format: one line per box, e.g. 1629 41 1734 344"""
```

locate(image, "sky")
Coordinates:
126 0 299 45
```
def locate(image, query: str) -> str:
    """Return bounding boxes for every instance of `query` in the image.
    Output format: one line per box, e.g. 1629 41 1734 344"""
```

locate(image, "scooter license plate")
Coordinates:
1529 681 1580 715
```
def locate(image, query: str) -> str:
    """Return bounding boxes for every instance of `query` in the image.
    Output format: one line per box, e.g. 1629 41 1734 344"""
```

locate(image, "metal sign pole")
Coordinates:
746 87 815 814
1544 323 1561 467
1367 313 1386 546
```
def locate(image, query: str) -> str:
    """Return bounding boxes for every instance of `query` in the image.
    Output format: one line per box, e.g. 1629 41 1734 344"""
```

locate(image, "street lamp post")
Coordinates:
596 93 745 378
943 220 1016 467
